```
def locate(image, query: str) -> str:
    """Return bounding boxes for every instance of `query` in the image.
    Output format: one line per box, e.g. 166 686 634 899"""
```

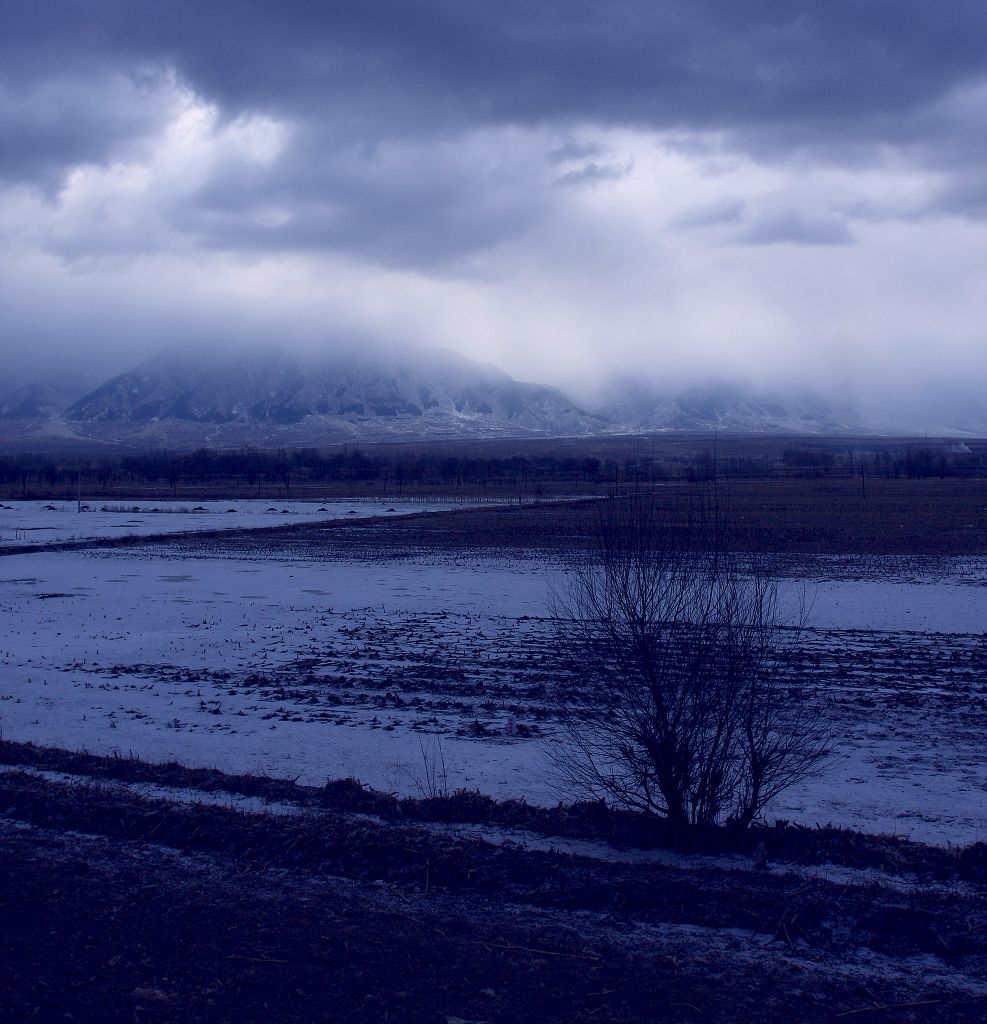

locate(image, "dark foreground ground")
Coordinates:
2 743 986 1023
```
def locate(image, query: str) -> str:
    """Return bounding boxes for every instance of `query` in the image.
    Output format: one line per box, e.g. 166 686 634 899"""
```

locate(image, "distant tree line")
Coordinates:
2 441 985 496
0 447 607 496
780 445 986 480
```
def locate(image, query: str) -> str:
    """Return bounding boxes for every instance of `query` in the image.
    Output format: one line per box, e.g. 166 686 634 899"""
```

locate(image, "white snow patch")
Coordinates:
2 546 986 844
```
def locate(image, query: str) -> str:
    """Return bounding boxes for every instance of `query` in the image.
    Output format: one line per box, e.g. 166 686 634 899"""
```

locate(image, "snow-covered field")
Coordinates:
0 498 473 547
2 535 986 845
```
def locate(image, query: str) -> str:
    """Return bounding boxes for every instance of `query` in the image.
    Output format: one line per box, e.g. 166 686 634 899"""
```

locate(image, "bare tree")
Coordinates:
549 488 831 830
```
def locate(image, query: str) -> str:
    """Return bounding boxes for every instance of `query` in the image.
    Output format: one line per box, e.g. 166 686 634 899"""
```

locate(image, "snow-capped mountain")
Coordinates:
59 344 605 444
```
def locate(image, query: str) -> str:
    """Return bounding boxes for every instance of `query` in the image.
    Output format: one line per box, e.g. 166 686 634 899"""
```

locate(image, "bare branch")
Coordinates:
549 487 833 830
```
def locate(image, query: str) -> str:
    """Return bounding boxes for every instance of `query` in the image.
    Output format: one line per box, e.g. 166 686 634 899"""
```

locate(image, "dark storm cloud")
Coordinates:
3 0 983 278
173 127 553 269
164 125 635 272
5 1 987 187
0 68 177 189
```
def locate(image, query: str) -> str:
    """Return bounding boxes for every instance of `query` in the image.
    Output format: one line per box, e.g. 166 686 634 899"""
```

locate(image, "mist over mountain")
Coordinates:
0 370 98 422
588 378 860 435
53 344 604 446
0 343 978 450
1 383 75 422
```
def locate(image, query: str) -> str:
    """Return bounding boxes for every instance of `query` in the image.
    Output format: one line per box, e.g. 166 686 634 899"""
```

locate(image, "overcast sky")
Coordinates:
3 1 987 426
